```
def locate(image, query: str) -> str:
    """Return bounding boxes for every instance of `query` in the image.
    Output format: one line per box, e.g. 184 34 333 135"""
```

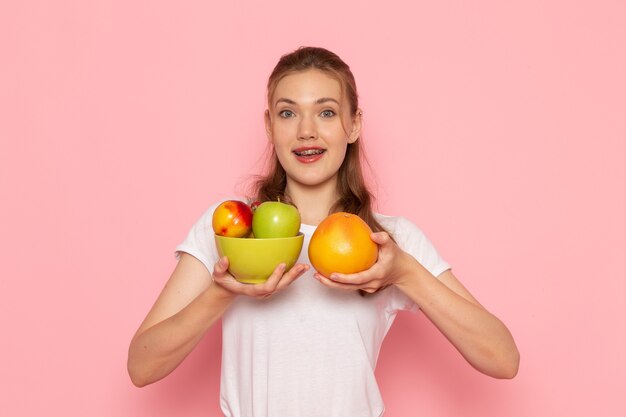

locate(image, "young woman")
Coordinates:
128 46 519 416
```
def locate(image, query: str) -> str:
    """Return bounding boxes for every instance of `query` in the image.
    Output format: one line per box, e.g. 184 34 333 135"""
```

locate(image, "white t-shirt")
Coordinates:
175 201 451 417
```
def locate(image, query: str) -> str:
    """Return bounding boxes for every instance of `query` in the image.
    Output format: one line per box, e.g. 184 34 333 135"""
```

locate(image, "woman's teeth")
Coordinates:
294 149 325 156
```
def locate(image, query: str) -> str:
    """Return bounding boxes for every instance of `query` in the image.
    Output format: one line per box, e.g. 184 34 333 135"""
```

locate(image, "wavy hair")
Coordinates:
253 46 389 237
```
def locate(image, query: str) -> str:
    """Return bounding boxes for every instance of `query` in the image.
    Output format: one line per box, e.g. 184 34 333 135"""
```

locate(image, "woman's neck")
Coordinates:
286 177 338 226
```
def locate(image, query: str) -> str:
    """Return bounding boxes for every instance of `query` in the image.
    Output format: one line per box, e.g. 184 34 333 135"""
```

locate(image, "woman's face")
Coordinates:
265 69 361 190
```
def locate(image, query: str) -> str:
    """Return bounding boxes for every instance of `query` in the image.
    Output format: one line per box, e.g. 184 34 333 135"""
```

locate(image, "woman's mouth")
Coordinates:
293 147 326 163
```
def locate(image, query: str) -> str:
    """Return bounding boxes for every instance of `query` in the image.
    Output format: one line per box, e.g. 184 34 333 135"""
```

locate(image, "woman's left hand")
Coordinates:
313 231 416 293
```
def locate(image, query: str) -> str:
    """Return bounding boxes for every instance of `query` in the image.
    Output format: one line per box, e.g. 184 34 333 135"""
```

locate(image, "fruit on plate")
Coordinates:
212 200 254 238
308 212 378 278
252 201 301 238
214 233 304 284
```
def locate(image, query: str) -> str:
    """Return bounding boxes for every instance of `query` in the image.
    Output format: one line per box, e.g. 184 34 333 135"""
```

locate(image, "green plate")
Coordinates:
214 233 304 284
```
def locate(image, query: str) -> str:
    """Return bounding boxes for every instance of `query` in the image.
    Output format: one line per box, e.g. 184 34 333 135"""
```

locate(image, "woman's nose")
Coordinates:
297 114 317 140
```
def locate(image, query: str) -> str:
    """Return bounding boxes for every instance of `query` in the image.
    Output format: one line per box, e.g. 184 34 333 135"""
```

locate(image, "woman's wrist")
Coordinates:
393 252 428 291
203 280 237 305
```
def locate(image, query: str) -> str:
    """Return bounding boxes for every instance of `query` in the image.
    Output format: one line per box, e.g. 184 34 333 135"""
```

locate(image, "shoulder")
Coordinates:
180 197 249 239
374 212 451 277
373 213 427 244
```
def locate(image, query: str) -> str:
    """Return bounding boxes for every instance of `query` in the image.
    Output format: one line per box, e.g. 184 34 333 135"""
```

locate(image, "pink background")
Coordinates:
2 1 625 416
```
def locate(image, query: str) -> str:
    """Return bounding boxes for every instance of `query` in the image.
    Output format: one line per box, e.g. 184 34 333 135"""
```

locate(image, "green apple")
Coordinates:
252 201 301 238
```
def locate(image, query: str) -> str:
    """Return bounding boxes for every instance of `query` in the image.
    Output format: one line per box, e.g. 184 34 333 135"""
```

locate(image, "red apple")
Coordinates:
212 200 253 237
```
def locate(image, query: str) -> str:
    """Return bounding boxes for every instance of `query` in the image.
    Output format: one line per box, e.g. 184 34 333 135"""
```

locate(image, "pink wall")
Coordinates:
2 1 625 416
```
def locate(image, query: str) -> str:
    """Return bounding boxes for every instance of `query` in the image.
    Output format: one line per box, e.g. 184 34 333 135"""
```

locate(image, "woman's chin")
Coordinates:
286 172 338 189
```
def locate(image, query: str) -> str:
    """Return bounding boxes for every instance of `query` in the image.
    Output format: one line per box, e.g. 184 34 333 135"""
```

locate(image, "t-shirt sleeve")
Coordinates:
174 202 221 274
387 216 451 313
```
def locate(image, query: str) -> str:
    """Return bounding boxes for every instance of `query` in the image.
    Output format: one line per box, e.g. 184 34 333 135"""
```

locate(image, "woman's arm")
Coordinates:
128 252 309 387
127 253 235 387
315 232 520 379
394 259 520 379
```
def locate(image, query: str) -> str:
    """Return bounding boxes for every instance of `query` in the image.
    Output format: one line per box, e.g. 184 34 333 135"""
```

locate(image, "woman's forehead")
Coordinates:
272 69 343 105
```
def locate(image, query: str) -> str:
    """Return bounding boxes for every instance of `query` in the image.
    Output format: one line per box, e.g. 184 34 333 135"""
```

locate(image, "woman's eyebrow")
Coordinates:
274 97 340 107
275 98 297 106
315 97 340 105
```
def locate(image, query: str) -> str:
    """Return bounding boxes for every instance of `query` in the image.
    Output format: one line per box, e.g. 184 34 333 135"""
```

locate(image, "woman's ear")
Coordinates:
264 109 272 142
348 108 363 143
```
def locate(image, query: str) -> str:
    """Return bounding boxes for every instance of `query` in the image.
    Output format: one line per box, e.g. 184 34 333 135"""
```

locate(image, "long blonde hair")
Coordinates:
253 46 389 235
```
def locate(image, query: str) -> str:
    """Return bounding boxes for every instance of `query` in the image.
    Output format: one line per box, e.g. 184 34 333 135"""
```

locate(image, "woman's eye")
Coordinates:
279 110 295 118
320 110 335 118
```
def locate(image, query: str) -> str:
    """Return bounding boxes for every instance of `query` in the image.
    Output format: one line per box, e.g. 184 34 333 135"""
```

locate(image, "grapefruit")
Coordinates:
308 212 378 278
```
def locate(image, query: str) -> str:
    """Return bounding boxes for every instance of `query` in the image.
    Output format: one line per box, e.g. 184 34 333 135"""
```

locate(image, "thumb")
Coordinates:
370 231 390 245
213 256 229 277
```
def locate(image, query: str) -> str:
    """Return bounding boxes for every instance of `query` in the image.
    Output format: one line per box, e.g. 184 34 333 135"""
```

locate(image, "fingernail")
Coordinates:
330 274 338 280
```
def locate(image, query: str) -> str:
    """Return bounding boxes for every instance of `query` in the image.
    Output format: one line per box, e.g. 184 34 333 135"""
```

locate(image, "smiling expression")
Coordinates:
265 69 361 190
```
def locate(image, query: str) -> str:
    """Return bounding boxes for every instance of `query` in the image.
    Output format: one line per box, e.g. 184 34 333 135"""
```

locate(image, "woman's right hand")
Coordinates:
212 256 309 299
